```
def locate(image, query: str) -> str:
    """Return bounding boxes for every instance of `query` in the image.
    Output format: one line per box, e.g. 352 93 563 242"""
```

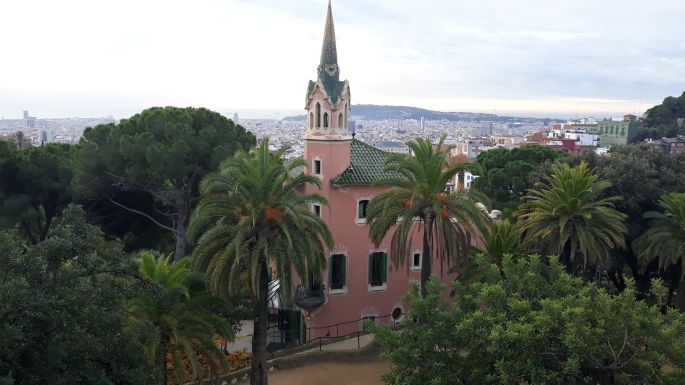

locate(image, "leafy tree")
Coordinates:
76 107 255 260
373 255 685 385
189 138 333 385
515 162 627 273
471 144 567 214
633 192 685 310
635 91 685 141
0 205 152 385
0 143 75 243
12 131 31 150
366 135 491 297
128 252 234 385
565 145 685 291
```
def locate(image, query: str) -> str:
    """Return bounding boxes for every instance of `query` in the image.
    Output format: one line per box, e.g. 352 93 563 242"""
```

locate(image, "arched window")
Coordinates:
309 112 314 130
316 103 321 128
323 112 329 128
344 103 348 129
338 113 343 129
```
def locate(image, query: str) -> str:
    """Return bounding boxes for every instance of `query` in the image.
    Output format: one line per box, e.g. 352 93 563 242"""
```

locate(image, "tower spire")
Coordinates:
319 0 338 69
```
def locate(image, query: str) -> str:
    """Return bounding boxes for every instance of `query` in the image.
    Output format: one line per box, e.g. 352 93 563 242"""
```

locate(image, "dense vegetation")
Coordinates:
3 100 685 385
634 91 685 141
374 256 685 385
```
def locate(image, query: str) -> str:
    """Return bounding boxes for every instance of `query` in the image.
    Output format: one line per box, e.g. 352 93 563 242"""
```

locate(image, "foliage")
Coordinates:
633 193 685 275
515 161 627 271
633 193 685 309
366 135 491 297
76 106 255 260
635 91 685 141
0 143 75 243
189 138 333 385
471 144 567 214
0 205 151 385
127 252 234 385
482 219 528 265
564 145 685 290
373 255 685 385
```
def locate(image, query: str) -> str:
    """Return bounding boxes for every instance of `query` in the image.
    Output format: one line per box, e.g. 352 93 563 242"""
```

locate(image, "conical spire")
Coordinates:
319 0 338 67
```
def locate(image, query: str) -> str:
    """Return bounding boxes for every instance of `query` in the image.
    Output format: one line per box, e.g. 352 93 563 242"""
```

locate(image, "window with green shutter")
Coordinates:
358 200 369 219
369 252 387 287
330 254 346 290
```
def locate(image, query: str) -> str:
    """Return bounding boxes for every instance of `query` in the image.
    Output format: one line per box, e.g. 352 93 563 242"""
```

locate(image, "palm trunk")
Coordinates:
158 344 168 385
420 216 433 298
250 262 269 385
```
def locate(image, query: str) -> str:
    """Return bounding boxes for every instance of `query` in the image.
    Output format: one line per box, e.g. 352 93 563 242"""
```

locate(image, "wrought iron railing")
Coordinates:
294 283 326 310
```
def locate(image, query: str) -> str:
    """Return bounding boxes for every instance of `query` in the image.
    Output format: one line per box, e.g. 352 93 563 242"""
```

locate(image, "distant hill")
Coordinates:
283 104 557 123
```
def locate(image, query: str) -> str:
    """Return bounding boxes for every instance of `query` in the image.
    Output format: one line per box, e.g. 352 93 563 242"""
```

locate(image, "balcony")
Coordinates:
294 283 326 311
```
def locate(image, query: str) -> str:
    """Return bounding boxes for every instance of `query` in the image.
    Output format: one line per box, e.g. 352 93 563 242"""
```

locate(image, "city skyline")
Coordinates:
1 0 684 119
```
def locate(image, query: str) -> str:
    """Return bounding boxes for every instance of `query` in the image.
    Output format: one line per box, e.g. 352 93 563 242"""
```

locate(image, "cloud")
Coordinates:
0 0 683 118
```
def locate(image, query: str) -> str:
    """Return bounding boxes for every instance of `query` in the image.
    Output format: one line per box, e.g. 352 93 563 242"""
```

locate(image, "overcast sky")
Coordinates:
1 0 684 119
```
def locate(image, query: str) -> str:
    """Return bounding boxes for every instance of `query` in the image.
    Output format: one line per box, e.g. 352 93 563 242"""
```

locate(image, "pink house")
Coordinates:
292 1 456 340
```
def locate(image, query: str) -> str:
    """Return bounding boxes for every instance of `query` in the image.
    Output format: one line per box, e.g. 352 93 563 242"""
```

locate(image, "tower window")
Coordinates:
338 113 343 129
309 112 314 130
368 252 387 287
323 112 329 128
330 254 346 290
314 159 322 175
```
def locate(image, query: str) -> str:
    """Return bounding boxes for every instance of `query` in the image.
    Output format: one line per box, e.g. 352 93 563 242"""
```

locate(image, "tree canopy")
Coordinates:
0 143 75 244
471 144 567 215
0 206 151 385
76 106 255 260
374 255 685 385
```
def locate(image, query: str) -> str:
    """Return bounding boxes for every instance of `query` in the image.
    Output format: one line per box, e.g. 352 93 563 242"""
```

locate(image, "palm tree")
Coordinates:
633 192 685 307
482 219 529 265
514 161 627 272
127 251 233 385
189 138 333 385
13 130 29 150
366 135 491 298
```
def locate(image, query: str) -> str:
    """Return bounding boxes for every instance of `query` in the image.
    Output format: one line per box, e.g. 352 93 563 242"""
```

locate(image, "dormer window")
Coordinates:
323 113 329 128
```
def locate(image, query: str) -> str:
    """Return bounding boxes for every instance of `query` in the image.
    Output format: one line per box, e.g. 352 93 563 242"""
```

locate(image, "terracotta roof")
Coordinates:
331 139 402 185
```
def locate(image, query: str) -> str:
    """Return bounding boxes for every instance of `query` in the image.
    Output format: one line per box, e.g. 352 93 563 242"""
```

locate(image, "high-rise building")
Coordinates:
22 110 36 129
232 112 239 124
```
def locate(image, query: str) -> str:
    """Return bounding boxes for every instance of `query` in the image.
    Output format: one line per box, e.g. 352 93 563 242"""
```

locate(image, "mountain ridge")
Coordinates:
283 104 561 122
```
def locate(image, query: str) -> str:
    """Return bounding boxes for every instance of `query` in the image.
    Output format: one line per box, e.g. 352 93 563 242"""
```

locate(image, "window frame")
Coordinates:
356 199 370 224
329 254 346 293
368 251 387 291
411 252 422 271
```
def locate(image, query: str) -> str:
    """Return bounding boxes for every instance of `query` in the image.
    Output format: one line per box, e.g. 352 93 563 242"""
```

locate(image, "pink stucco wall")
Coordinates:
301 139 457 339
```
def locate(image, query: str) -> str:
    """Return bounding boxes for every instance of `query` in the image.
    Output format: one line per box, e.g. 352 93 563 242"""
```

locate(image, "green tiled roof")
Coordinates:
319 1 337 69
331 139 403 185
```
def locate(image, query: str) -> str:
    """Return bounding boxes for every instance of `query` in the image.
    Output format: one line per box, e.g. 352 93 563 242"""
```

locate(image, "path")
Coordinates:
267 361 391 385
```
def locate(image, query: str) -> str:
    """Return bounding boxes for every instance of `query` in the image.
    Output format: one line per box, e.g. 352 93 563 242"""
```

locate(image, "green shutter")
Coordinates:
329 256 333 287
368 254 373 284
341 255 346 288
381 253 388 283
